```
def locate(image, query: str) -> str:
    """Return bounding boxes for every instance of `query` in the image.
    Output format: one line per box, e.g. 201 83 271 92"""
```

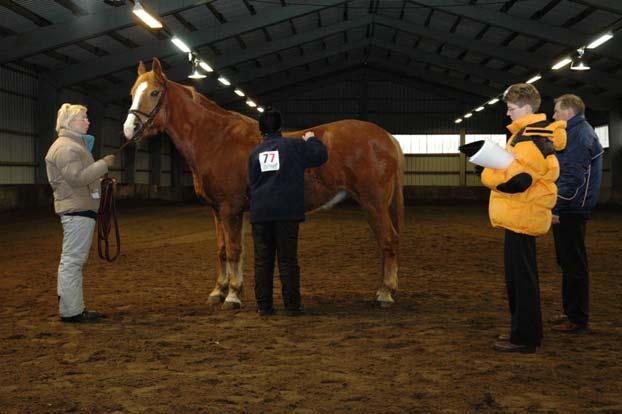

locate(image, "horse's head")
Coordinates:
123 58 168 141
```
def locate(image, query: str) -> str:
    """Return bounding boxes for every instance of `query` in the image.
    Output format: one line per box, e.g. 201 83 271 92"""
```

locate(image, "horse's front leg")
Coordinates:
220 211 245 310
207 212 229 304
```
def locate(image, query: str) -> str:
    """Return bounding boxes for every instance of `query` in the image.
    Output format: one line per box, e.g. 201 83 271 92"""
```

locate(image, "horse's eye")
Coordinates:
151 90 160 97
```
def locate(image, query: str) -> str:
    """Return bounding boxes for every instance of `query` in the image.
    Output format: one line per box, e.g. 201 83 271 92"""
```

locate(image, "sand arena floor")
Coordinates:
1 203 621 413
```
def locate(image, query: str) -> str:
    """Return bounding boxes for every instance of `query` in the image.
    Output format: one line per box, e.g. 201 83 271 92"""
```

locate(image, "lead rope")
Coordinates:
97 173 120 262
96 130 141 262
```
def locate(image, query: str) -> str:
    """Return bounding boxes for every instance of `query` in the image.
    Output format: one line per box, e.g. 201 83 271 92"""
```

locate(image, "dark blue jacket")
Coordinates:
248 132 328 224
554 113 603 217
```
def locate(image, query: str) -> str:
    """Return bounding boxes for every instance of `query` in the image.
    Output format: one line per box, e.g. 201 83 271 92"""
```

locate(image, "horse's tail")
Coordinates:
389 134 405 237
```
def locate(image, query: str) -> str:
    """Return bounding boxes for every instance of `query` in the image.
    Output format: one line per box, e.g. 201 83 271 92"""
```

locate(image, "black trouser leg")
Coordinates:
504 230 543 347
552 215 589 325
252 223 276 311
274 221 301 311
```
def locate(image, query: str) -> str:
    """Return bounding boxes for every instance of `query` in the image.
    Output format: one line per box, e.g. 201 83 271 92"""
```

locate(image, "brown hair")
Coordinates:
503 83 541 112
554 94 585 114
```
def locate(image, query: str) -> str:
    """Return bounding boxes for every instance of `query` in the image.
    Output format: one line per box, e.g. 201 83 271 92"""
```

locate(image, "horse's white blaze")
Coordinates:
123 81 148 140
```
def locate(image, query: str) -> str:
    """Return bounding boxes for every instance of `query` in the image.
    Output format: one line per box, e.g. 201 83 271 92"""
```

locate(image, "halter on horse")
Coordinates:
123 58 404 309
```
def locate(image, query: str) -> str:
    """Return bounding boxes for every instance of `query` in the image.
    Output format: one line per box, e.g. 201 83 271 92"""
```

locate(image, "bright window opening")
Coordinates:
595 125 609 149
465 134 507 147
394 134 461 154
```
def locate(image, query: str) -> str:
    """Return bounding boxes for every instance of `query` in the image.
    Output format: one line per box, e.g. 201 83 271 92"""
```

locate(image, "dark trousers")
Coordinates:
552 214 589 325
252 221 301 311
504 230 543 347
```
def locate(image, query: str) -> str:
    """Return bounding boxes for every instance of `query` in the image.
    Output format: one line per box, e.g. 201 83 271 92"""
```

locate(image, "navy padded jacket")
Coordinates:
554 113 603 217
248 132 328 224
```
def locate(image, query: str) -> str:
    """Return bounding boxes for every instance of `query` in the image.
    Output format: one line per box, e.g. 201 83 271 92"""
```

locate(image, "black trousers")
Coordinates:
552 214 589 325
504 230 543 347
252 221 301 311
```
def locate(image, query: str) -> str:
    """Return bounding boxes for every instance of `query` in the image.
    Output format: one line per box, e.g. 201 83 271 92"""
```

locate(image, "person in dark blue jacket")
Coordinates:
248 107 328 316
551 94 603 332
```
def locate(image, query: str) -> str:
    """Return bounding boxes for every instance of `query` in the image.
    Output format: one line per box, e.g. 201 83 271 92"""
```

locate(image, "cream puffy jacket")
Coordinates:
45 128 108 215
481 114 566 236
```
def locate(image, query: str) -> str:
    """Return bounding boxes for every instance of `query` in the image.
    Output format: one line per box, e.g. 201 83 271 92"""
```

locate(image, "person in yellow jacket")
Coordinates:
481 83 566 353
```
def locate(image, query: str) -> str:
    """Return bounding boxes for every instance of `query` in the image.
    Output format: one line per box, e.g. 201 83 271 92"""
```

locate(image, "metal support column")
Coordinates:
459 127 466 186
149 137 162 187
86 97 105 160
35 77 58 183
123 143 136 184
170 145 185 201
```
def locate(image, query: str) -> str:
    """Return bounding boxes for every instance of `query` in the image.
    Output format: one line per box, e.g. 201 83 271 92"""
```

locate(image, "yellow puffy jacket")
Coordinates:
481 113 566 236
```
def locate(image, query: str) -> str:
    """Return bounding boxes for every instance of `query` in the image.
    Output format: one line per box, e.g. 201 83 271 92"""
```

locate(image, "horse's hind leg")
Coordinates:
363 202 399 307
208 213 228 304
220 211 245 310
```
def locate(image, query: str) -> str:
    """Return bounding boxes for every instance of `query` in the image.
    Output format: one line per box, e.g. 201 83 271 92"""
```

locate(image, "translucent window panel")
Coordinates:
465 134 508 147
394 134 461 154
594 125 609 149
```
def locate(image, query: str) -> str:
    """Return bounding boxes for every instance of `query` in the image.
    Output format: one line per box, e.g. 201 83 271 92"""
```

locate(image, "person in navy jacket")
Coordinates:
550 94 603 332
248 107 328 316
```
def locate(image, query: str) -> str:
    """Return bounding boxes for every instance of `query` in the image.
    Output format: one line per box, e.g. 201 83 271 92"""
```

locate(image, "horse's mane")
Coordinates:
176 82 257 125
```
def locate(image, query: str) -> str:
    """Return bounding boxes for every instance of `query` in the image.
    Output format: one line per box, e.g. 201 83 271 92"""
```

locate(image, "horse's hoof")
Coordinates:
377 300 394 308
221 301 241 310
207 295 224 304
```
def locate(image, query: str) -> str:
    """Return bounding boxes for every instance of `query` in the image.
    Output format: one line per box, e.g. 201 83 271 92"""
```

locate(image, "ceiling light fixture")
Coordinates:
234 89 245 97
454 118 463 124
246 99 257 107
218 77 231 86
464 113 473 119
188 67 206 79
132 0 163 29
487 98 499 105
526 74 542 84
187 55 206 79
551 57 572 70
257 107 264 113
171 37 191 53
571 48 590 71
198 61 213 72
586 32 613 49
475 106 485 112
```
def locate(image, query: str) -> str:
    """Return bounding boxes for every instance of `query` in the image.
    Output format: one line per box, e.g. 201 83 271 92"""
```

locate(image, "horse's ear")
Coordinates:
137 61 146 75
151 58 167 82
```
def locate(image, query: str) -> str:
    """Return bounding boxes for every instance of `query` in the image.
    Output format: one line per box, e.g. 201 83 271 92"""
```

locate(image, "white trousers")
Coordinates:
58 215 96 317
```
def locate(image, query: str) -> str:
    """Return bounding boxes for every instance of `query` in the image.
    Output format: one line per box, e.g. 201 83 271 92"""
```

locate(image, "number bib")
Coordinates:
259 150 280 172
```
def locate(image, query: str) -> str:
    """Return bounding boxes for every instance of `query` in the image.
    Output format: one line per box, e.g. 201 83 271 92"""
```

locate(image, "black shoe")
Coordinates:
60 309 102 323
493 340 536 354
548 314 569 324
286 308 304 317
257 307 275 317
551 320 589 333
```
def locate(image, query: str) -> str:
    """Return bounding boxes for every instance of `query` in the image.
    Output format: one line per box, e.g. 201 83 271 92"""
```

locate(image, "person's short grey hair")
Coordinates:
56 103 87 133
555 94 585 114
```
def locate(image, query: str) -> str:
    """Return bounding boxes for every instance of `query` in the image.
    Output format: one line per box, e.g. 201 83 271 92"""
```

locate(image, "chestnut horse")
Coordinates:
123 58 404 309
